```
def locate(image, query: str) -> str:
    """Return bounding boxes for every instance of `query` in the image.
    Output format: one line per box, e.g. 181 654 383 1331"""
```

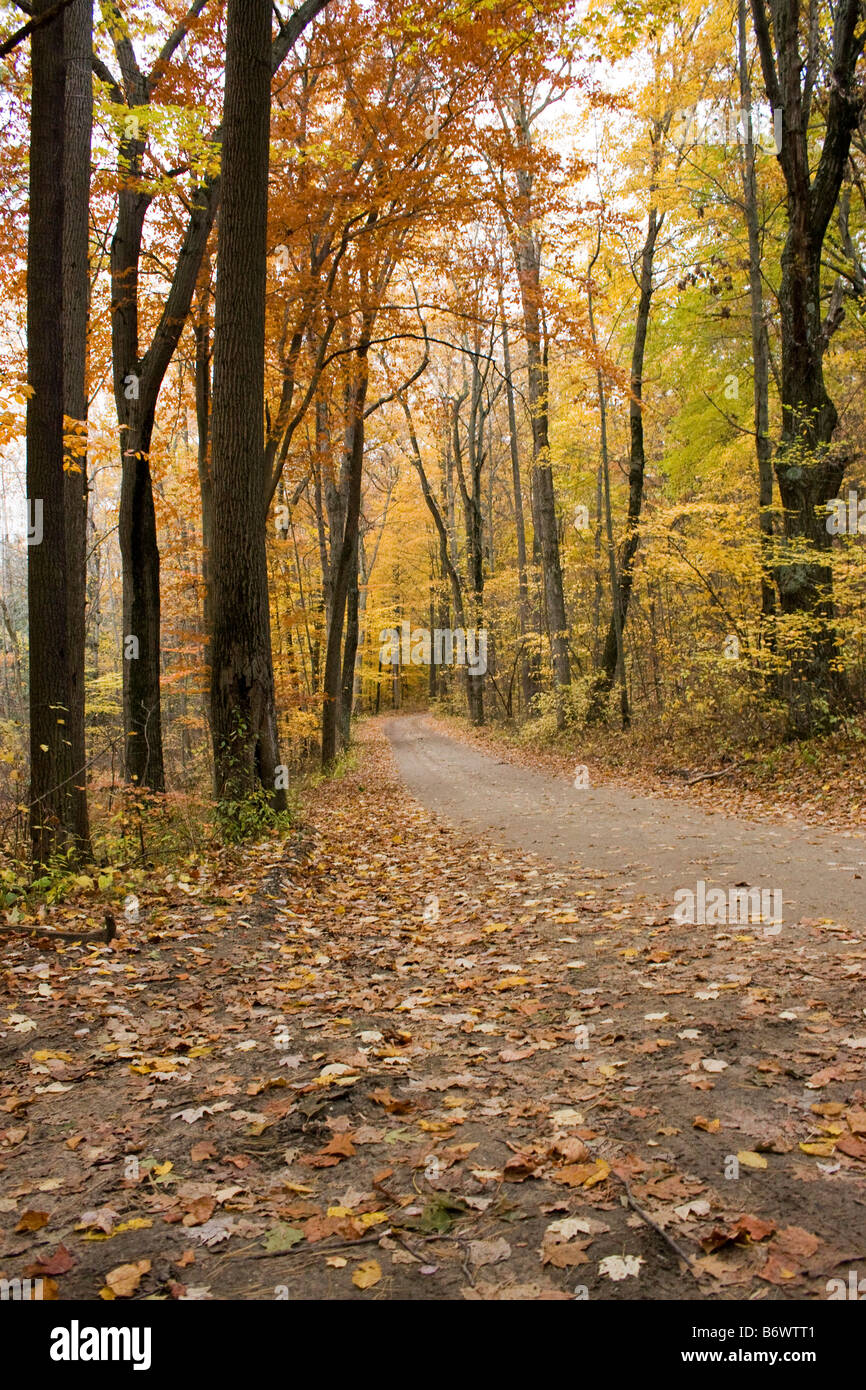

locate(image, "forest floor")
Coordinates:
0 717 864 1302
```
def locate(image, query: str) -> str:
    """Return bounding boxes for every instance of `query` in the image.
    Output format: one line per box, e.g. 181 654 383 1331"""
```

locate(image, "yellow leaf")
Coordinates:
799 1140 836 1157
583 1158 610 1188
358 1210 388 1228
32 1050 73 1063
102 1259 150 1299
737 1151 768 1169
352 1258 382 1289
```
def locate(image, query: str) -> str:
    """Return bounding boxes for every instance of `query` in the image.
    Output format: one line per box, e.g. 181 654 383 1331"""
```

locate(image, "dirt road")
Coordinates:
384 715 866 930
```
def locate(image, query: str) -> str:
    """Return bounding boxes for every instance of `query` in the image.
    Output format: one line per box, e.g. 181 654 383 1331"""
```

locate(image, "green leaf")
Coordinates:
262 1223 304 1253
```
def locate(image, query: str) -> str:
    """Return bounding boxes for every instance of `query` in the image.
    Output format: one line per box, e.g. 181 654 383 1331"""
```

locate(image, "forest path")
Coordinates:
384 713 866 931
3 721 865 1303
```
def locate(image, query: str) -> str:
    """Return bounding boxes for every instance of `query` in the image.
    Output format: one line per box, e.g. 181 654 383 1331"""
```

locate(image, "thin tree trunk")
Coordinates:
738 0 775 635
587 207 661 719
195 274 213 660
500 298 536 712
321 334 371 765
515 222 571 696
339 534 359 746
401 395 483 724
586 235 628 727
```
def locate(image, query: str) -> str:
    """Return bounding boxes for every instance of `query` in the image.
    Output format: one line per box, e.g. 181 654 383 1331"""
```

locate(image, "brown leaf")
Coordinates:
541 1240 591 1268
835 1133 866 1161
774 1226 820 1258
15 1209 49 1232
25 1243 75 1277
369 1088 412 1114
182 1196 216 1227
554 1158 610 1188
503 1154 538 1181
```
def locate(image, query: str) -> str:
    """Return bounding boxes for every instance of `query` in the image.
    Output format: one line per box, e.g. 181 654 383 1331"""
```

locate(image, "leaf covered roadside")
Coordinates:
1 722 864 1301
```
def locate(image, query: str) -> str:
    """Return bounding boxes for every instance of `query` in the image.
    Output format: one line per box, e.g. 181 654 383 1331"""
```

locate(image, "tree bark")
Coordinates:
62 0 92 852
738 0 775 634
27 0 77 864
500 298 537 713
209 0 284 806
515 217 571 695
750 0 864 732
321 340 370 765
401 396 483 724
587 206 661 719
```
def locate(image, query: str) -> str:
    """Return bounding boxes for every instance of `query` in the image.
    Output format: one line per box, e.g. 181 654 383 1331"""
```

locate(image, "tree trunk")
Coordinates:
321 345 370 765
750 0 863 732
401 396 483 725
500 300 536 713
516 225 570 695
586 234 629 727
119 415 165 789
738 0 775 634
587 206 661 719
27 0 77 864
339 535 359 746
194 276 213 661
209 0 284 806
62 0 93 853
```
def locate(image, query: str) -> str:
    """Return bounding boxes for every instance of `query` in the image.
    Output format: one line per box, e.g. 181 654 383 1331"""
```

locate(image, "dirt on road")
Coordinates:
384 714 866 930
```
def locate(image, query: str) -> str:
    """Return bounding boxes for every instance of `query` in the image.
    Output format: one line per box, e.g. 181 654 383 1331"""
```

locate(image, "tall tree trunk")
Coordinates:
195 275 213 661
587 206 661 719
738 0 775 634
209 0 284 806
750 0 864 732
515 220 571 695
500 299 536 713
586 235 629 727
62 0 93 853
321 343 370 765
27 0 76 864
401 396 483 725
119 415 164 789
339 534 359 746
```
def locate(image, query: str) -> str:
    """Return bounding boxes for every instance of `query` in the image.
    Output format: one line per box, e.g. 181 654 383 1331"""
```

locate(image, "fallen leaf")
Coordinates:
352 1258 382 1288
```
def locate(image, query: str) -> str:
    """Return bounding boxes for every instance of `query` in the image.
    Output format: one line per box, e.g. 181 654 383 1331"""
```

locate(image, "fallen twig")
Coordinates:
612 1170 701 1278
686 764 740 786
